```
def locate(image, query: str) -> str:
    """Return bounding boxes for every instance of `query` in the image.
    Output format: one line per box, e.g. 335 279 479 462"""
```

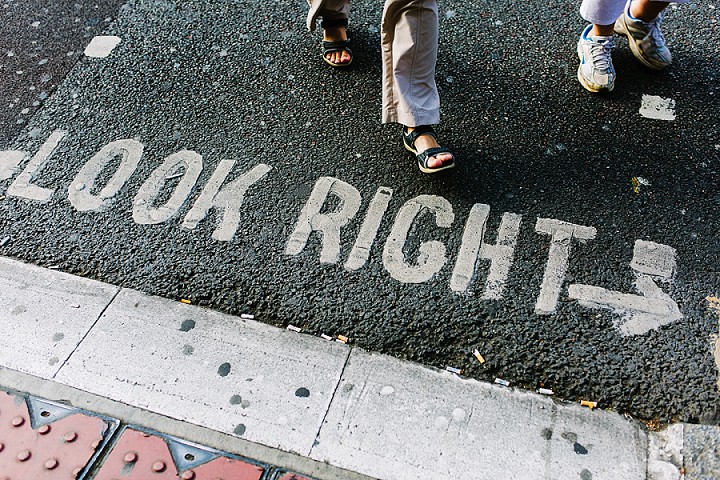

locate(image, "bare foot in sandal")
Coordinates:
403 126 455 173
321 19 352 67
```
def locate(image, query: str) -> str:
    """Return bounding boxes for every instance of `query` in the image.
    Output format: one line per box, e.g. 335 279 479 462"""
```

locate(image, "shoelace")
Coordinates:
641 13 667 50
589 39 615 72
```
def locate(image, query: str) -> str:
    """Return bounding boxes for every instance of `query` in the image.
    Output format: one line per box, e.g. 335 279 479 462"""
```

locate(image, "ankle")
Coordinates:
590 24 615 37
323 25 346 40
628 0 668 22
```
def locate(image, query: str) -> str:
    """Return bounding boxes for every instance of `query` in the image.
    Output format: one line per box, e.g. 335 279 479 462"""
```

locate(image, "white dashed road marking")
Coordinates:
640 95 676 121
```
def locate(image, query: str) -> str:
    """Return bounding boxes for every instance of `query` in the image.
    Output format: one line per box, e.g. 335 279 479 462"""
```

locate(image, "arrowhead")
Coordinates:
568 275 682 336
568 240 683 336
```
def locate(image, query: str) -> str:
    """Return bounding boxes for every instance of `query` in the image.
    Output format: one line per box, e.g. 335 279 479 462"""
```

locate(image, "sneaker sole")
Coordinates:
577 68 614 93
614 17 670 71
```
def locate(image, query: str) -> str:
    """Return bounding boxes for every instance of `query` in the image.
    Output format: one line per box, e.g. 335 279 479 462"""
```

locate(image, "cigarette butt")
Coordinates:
321 334 333 341
71 304 80 309
286 324 302 333
0 236 10 247
0 195 5 200
538 388 554 395
180 299 191 304
165 172 184 180
48 265 60 270
494 378 510 387
446 366 463 375
337 335 349 344
240 313 254 320
580 400 597 410
473 349 485 364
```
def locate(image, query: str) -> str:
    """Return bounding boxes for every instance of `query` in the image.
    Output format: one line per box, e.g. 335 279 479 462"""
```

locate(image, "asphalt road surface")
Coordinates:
1 0 719 425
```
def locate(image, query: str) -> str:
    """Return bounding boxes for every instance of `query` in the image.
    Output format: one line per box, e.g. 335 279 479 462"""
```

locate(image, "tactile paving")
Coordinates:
94 426 267 479
0 391 119 479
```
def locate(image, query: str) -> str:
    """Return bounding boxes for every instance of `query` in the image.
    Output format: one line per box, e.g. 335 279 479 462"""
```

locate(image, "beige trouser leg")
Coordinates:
307 0 351 31
381 0 440 126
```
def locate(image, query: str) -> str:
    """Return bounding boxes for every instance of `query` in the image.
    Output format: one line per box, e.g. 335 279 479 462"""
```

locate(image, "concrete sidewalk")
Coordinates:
0 256 717 479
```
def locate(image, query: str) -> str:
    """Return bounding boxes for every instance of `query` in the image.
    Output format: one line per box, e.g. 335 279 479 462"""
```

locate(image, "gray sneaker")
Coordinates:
577 25 616 93
614 7 672 70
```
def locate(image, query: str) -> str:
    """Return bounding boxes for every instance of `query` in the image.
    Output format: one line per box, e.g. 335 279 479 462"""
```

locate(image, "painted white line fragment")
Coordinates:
383 195 454 284
639 95 676 121
707 296 720 391
535 218 597 315
569 240 682 336
0 150 26 181
451 204 521 299
7 130 66 202
344 186 393 271
494 378 510 387
286 177 361 264
84 36 122 58
69 139 144 212
181 161 272 242
133 150 203 225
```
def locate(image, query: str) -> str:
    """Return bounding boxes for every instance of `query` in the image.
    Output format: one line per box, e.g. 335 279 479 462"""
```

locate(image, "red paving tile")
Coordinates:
0 392 113 479
94 427 266 480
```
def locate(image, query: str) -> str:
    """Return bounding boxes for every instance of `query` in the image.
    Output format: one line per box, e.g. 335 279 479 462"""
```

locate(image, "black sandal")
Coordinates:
320 18 353 68
402 126 455 174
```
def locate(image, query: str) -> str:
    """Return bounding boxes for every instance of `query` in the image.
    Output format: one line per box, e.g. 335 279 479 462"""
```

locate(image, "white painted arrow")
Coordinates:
568 240 683 336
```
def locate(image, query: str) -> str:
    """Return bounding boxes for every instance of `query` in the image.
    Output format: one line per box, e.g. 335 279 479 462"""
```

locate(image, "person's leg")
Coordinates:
629 0 669 21
577 0 624 92
307 0 352 65
381 0 453 171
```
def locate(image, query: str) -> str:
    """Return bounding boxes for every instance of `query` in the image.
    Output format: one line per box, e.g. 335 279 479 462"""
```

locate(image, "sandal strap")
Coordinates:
417 147 454 168
319 17 348 29
403 125 437 151
322 40 352 54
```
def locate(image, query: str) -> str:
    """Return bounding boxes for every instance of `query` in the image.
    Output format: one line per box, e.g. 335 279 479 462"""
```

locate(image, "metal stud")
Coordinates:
38 425 51 435
44 458 59 470
16 450 31 462
123 451 138 463
152 460 167 472
11 416 25 427
64 431 78 442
